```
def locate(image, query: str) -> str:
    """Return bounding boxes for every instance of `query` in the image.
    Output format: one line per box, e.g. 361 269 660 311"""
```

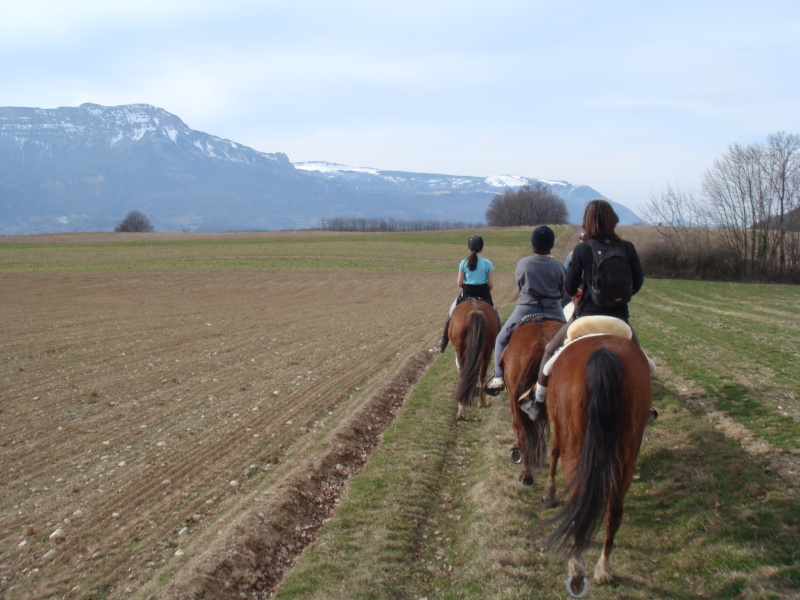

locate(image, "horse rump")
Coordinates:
543 347 623 555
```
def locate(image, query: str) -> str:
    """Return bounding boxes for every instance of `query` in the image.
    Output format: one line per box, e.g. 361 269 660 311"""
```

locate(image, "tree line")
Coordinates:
321 217 483 232
642 131 800 283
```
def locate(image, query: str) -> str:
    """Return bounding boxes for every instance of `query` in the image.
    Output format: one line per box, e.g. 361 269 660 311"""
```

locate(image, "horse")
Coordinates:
447 298 500 420
498 317 564 484
542 330 652 591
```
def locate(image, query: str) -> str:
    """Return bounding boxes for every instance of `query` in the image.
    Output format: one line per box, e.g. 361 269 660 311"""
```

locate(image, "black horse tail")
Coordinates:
454 310 487 407
544 347 623 555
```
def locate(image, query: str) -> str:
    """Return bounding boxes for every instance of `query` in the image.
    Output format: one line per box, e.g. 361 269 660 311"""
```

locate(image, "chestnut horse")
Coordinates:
447 299 499 420
543 332 652 590
498 318 563 483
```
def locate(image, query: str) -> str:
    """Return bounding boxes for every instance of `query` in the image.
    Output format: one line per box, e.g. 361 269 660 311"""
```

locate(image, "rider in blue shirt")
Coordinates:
439 235 496 352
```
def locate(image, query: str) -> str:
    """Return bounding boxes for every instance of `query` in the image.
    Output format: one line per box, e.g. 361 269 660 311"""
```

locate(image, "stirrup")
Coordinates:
483 376 505 396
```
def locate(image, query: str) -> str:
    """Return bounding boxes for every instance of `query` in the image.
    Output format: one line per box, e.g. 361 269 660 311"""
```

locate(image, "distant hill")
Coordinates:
0 104 642 234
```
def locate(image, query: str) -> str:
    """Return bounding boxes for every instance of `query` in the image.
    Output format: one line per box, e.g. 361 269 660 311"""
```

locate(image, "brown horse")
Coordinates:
448 299 500 420
498 318 563 483
542 332 652 591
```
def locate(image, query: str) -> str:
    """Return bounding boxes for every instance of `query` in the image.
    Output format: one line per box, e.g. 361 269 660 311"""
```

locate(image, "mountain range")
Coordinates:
0 104 642 235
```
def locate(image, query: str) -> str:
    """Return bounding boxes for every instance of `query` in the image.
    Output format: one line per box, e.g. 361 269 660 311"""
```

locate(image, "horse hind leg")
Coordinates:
568 553 588 596
544 444 559 507
477 363 488 407
593 496 623 584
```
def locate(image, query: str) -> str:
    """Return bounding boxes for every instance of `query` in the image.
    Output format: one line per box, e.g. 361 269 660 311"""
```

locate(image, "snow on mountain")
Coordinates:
294 161 380 175
485 175 531 188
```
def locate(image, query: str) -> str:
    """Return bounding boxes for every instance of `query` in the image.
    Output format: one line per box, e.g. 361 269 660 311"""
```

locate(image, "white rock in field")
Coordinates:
49 528 66 541
175 549 185 557
73 510 84 518
43 549 57 561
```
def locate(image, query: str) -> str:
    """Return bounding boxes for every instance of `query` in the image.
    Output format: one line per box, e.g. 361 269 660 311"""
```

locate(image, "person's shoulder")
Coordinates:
516 254 535 266
480 256 493 267
574 241 592 257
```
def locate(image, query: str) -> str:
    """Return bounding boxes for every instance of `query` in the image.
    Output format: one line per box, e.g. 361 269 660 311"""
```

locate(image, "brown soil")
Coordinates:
0 267 456 598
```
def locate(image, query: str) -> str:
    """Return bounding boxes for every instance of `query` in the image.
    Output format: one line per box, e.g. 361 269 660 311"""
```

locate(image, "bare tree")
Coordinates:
641 184 712 270
485 184 568 227
701 142 771 276
645 131 800 281
115 210 154 233
764 132 800 275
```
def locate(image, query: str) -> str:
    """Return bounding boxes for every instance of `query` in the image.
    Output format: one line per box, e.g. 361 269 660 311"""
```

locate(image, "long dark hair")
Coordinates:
582 199 621 243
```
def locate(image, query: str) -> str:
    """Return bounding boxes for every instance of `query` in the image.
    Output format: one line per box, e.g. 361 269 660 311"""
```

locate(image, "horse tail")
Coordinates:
544 347 623 555
454 310 487 407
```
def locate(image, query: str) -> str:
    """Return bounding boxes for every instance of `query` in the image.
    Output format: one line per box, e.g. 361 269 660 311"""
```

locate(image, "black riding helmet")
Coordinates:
468 234 484 253
531 225 555 254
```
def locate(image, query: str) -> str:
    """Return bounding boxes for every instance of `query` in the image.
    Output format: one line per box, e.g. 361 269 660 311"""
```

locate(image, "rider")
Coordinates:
521 199 654 421
439 234 496 352
483 225 566 394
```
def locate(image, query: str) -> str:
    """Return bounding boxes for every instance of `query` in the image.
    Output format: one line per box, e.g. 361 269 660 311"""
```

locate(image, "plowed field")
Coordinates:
0 230 526 598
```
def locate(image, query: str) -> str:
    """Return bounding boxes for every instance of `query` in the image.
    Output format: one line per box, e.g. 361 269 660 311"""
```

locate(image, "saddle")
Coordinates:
566 315 632 342
543 316 637 377
503 312 564 338
455 294 492 306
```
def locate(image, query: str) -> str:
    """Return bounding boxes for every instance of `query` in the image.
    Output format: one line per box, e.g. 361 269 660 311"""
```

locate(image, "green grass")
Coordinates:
0 228 546 274
275 339 799 598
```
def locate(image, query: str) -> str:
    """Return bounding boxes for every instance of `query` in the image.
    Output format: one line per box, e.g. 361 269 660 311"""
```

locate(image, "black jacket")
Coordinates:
566 239 644 320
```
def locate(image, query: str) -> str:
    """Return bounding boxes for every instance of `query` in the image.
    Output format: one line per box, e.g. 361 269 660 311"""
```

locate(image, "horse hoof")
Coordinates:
518 474 533 486
566 575 589 597
593 572 613 585
509 447 523 464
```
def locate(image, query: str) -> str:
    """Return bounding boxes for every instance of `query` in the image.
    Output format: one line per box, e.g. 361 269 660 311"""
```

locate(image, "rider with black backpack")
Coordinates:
521 199 652 421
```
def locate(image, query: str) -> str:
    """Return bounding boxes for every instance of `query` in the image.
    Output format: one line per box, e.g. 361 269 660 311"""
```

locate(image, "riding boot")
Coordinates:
520 384 547 421
439 320 450 353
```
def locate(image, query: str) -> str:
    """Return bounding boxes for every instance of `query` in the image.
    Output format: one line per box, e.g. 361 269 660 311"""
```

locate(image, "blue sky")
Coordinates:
2 0 799 215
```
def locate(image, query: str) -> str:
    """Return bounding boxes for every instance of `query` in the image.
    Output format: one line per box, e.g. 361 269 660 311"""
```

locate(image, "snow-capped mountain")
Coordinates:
291 161 637 225
0 104 641 234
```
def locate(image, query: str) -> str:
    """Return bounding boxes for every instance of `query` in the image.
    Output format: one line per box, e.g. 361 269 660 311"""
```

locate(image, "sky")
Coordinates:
2 0 799 215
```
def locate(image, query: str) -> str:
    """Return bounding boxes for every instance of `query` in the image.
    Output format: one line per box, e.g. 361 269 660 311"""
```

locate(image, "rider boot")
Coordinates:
519 383 547 421
439 319 450 353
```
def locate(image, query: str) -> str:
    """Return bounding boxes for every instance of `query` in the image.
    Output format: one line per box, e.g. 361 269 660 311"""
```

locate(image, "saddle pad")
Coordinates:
566 315 632 342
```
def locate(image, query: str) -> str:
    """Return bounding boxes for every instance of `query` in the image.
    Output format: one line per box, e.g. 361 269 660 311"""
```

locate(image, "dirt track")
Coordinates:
0 266 462 598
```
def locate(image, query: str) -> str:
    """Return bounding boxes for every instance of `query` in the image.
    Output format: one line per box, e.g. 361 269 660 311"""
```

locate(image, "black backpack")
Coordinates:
586 239 633 307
